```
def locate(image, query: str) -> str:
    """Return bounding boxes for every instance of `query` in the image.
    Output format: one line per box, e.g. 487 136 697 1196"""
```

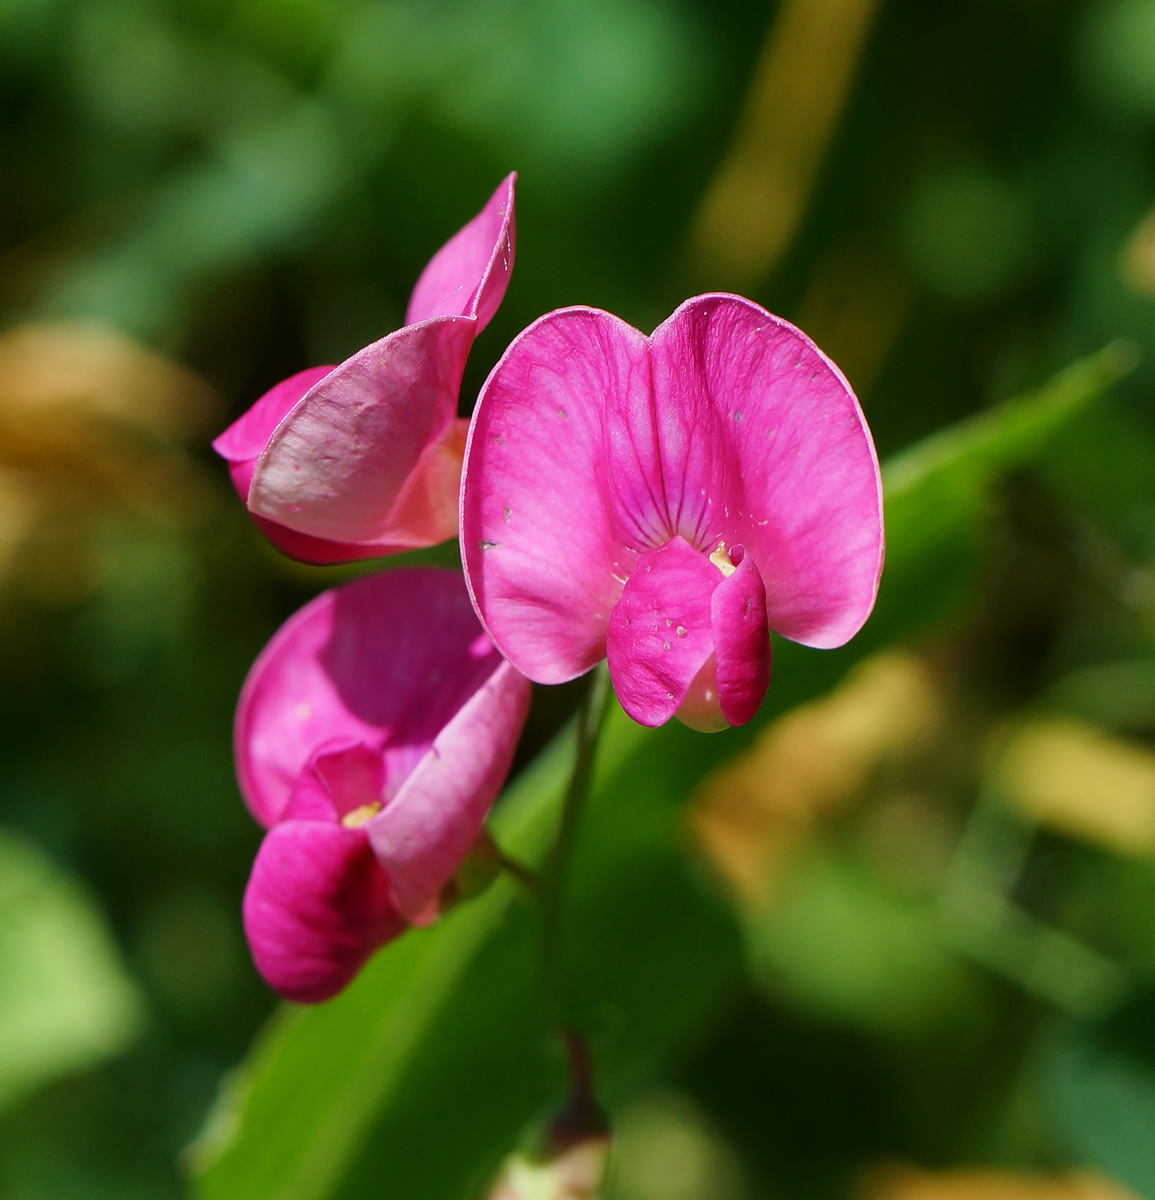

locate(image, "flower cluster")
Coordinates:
217 176 884 1002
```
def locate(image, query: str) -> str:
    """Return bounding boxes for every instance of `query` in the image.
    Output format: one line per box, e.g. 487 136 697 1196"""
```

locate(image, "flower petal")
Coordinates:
461 307 654 683
605 537 718 727
212 367 378 563
367 659 531 922
711 547 771 726
248 316 475 547
406 174 517 334
649 294 883 649
236 569 507 827
243 820 404 1004
213 366 333 483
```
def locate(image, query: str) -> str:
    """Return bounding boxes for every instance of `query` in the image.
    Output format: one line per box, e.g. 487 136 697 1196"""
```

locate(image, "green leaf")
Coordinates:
1047 994 1155 1198
0 828 144 1112
746 845 984 1037
870 340 1136 644
193 346 1130 1200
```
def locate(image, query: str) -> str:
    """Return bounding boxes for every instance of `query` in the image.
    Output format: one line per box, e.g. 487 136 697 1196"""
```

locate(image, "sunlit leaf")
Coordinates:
1048 994 1155 1199
870 342 1135 644
0 828 144 1112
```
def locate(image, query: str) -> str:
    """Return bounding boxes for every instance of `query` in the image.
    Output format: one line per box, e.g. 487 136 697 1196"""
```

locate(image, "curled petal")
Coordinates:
650 294 883 648
461 308 652 683
243 820 404 1004
605 537 717 728
213 367 333 482
406 173 517 334
236 569 508 828
367 660 531 922
214 367 376 563
249 317 476 547
711 549 771 726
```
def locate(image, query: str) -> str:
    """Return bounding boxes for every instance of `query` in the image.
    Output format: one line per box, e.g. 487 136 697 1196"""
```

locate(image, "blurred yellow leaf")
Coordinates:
688 0 882 288
0 319 216 447
996 717 1155 856
0 321 220 600
860 1164 1137 1200
690 651 943 905
1119 202 1155 297
794 243 912 395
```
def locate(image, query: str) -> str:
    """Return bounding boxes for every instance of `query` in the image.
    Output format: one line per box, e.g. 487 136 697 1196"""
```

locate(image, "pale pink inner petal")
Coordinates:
367 659 531 921
212 366 334 480
243 820 403 1004
214 363 445 565
313 742 385 821
711 547 771 726
650 294 883 649
605 537 719 728
236 570 503 827
675 655 728 733
364 417 469 552
462 308 654 684
405 174 516 334
249 316 475 545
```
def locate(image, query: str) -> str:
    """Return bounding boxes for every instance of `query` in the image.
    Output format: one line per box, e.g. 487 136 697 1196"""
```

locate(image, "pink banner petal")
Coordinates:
212 366 334 481
406 174 517 334
236 570 506 827
461 307 654 683
249 316 475 546
651 294 883 649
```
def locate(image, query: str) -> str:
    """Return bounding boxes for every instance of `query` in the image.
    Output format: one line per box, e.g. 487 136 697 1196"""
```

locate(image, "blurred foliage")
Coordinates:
5 1 1155 1199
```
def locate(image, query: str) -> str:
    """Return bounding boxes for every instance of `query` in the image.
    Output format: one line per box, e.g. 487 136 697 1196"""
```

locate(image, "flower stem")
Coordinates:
541 661 613 1025
496 849 541 894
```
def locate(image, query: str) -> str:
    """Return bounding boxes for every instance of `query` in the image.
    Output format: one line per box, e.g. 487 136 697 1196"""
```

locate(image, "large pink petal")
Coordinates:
650 294 884 649
605 537 718 728
213 366 334 480
243 820 404 1004
461 308 657 684
248 316 475 546
236 569 505 827
405 174 517 334
213 367 376 563
711 547 771 726
366 660 531 922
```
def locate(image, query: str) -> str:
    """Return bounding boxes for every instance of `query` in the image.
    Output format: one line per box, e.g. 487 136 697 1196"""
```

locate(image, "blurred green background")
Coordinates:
7 0 1155 1197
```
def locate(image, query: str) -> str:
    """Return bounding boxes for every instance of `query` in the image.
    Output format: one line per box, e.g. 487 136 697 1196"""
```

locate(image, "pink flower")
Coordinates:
213 175 517 564
236 568 530 1003
460 294 883 731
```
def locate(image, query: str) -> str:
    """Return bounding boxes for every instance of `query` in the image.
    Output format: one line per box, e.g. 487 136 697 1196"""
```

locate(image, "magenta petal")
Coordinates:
711 548 771 726
248 316 475 547
406 174 517 334
211 367 385 564
461 307 653 684
236 569 513 828
650 294 883 649
367 659 530 922
243 820 404 1004
313 742 385 822
605 537 718 728
212 366 334 488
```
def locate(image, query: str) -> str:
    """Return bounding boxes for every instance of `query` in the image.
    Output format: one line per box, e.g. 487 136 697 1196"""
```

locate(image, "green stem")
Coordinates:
541 661 613 1025
495 849 540 895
